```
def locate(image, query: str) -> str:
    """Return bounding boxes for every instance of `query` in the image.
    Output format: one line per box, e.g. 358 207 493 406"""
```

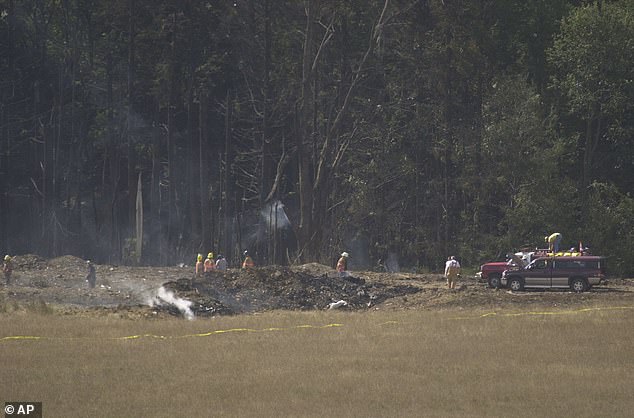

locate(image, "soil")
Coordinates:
2 254 633 319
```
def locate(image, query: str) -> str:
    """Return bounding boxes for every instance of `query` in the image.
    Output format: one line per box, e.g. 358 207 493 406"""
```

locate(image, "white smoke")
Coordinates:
260 200 291 230
147 286 195 320
385 252 400 273
243 200 293 249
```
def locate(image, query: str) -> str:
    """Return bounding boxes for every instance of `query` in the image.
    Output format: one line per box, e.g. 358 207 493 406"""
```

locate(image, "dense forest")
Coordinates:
1 0 633 274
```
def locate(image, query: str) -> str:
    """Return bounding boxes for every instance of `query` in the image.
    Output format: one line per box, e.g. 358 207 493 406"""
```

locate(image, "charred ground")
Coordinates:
2 254 633 318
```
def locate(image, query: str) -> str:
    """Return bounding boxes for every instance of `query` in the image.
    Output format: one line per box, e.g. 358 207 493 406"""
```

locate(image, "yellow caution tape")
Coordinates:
3 306 632 342
0 323 344 343
449 306 634 320
0 335 44 341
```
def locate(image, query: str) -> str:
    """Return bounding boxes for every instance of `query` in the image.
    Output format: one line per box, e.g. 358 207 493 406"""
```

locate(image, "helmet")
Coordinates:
197 253 203 262
244 250 249 256
341 252 349 257
207 252 214 259
4 255 10 261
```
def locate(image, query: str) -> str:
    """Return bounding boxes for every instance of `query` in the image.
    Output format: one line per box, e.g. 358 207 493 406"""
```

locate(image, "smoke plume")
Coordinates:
147 286 195 320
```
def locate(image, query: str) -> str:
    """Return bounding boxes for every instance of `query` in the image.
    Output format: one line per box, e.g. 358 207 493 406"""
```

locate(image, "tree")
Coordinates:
548 1 634 195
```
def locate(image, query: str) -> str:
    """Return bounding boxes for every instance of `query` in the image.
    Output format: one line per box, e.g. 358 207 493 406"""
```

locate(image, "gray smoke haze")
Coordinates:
243 200 293 250
261 200 292 230
385 252 400 273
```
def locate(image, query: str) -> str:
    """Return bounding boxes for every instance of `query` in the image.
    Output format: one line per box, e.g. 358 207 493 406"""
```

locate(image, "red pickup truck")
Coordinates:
477 251 536 288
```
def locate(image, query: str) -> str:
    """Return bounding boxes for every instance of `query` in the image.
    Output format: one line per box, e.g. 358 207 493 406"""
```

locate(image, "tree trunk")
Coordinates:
135 172 143 264
166 13 177 261
199 91 209 251
127 0 137 246
261 0 274 206
150 100 161 263
223 90 233 261
297 0 318 261
106 54 120 262
187 66 200 249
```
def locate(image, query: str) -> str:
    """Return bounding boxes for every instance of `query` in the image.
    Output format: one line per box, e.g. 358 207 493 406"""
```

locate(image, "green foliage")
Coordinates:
549 2 634 116
547 0 634 187
1 0 633 273
585 183 634 276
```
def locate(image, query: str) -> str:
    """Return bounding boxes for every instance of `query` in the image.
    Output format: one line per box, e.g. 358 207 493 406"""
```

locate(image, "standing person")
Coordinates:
242 250 255 269
444 256 461 289
86 260 96 288
336 252 349 277
545 233 562 253
204 252 215 275
3 255 13 285
195 254 204 277
215 255 228 271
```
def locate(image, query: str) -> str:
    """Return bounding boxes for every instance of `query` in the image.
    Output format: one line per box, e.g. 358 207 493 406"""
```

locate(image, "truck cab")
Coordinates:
478 251 535 288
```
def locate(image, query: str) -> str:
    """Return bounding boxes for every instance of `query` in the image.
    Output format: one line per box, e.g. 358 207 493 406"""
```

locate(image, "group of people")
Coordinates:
193 249 351 278
337 251 463 290
195 252 229 276
194 250 254 277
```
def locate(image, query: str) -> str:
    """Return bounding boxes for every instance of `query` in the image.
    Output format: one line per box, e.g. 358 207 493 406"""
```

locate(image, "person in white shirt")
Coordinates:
444 256 461 289
215 255 228 271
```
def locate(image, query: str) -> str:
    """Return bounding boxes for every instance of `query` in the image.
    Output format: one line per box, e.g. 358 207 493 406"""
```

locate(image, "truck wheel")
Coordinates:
508 277 523 292
570 278 587 293
487 274 501 289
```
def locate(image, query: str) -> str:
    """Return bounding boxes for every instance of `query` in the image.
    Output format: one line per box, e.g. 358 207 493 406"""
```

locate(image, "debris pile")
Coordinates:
161 265 422 317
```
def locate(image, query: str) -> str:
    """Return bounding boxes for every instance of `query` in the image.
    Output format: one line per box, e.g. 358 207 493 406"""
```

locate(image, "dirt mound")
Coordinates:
160 266 421 317
10 254 48 270
48 255 88 270
292 263 334 276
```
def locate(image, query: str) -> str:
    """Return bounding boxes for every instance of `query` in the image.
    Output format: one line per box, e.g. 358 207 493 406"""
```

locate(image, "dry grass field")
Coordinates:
1 306 633 418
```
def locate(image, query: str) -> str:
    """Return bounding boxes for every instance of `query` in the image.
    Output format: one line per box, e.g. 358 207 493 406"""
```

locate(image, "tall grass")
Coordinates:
1 307 633 417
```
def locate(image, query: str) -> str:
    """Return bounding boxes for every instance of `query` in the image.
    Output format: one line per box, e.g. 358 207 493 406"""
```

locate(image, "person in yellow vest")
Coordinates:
204 252 215 275
444 256 461 289
336 252 349 277
242 250 255 269
545 233 562 253
195 253 204 277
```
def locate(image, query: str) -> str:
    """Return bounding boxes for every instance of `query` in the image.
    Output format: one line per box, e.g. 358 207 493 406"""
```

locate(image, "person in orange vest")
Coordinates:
336 252 349 277
195 253 204 277
242 250 255 269
204 252 215 276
